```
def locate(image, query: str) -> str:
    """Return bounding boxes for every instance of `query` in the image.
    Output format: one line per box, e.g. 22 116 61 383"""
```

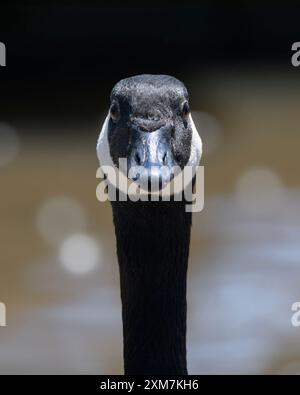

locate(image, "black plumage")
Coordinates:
98 74 201 374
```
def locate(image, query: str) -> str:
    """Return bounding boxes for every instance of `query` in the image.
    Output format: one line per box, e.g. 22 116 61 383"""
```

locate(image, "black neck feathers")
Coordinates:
111 200 191 375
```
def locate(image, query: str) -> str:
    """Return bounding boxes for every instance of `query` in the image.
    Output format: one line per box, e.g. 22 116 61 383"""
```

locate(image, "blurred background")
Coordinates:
1 1 300 374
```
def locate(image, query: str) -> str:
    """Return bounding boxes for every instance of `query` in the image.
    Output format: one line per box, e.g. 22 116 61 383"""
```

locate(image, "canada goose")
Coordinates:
97 74 202 374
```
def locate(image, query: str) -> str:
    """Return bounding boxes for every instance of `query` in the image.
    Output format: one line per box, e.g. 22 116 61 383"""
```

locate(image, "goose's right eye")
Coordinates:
110 102 120 123
181 101 190 119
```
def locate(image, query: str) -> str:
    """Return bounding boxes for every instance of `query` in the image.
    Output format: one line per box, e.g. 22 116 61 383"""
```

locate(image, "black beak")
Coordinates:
128 124 175 191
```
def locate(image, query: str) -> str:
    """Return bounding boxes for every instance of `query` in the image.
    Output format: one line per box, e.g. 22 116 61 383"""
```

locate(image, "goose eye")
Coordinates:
110 101 120 123
181 101 190 119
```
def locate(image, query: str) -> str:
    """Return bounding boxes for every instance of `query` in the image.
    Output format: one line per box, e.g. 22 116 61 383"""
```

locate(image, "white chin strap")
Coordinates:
97 113 202 195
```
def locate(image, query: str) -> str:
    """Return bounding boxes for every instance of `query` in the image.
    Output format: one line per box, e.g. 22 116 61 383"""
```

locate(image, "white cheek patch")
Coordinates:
187 113 202 168
97 115 113 171
96 113 202 195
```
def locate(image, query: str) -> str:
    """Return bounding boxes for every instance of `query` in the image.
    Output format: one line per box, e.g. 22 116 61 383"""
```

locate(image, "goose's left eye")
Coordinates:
181 101 190 119
110 101 120 123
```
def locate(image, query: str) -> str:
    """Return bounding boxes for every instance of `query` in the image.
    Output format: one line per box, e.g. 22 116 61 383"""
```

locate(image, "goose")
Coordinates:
97 74 202 375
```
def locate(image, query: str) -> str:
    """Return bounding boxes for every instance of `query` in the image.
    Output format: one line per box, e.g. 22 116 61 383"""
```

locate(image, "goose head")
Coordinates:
97 74 202 193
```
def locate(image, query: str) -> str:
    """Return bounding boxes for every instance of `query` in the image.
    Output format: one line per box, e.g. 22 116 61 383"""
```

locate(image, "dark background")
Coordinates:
1 2 300 122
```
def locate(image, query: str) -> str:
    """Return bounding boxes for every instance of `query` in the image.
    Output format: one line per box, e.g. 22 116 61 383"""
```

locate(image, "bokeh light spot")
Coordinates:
36 197 88 245
59 234 101 275
235 167 285 217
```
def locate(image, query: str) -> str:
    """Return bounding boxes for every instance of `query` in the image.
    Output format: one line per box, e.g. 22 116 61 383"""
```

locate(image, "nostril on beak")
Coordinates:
135 152 142 165
162 152 168 165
